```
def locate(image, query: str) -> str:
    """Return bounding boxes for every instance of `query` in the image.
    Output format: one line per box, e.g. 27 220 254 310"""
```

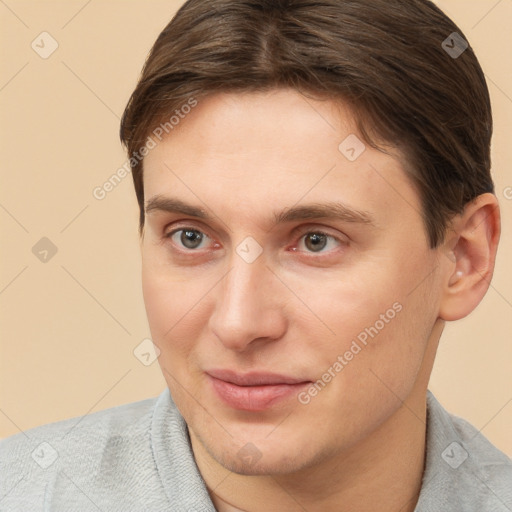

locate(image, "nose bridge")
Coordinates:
220 253 269 324
209 249 285 350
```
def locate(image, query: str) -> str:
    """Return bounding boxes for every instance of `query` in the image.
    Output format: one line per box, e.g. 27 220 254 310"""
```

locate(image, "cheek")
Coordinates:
142 266 206 412
304 253 437 390
361 290 435 394
141 259 215 360
142 267 173 338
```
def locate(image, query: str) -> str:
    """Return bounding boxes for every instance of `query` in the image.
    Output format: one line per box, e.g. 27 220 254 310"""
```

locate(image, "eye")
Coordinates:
296 231 343 253
166 228 212 250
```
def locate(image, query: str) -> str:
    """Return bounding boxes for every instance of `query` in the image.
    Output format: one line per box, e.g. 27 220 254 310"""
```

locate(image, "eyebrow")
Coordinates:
145 195 375 227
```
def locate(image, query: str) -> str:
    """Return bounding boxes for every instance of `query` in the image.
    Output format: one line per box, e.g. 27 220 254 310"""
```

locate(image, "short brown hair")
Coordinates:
120 0 494 248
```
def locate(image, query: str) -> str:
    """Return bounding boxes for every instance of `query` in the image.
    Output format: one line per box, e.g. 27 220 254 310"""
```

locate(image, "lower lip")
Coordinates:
208 375 310 411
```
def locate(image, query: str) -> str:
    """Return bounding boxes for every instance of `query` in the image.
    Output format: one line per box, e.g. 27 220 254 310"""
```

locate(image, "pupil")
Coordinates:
182 230 202 249
306 233 326 252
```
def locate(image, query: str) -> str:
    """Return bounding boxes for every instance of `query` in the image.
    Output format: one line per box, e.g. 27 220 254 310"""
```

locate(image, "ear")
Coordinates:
438 193 501 321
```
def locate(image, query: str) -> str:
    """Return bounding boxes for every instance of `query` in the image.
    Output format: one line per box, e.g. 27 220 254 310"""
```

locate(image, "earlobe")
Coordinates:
438 193 501 322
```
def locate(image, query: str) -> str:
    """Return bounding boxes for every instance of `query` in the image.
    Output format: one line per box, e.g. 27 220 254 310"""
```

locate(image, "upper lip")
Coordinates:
206 369 310 386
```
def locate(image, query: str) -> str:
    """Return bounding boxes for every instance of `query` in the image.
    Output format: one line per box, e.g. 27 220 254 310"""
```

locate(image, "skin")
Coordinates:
141 89 500 512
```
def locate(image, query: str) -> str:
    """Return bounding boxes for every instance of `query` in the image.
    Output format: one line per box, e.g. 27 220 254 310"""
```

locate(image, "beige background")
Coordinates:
0 0 511 456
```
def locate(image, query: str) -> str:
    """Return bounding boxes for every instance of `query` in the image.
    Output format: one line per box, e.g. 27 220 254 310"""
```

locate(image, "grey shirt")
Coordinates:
1 388 511 511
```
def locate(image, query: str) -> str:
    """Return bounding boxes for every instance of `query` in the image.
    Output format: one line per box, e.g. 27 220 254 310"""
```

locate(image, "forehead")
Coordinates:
142 89 420 229
148 89 359 162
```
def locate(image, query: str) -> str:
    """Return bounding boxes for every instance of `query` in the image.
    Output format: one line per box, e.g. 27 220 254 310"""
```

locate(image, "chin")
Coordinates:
217 451 308 476
203 434 325 477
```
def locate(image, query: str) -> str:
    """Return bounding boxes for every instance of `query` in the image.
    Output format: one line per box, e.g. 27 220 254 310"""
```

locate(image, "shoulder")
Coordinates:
0 393 164 510
1 393 157 455
418 390 512 511
447 400 512 495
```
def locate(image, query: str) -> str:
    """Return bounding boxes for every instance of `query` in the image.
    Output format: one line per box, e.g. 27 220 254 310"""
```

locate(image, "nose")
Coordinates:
208 255 287 352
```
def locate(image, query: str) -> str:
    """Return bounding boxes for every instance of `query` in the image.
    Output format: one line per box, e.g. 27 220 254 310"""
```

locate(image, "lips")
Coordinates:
206 369 311 411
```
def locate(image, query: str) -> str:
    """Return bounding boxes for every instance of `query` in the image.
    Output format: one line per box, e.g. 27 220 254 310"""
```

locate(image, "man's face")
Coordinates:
142 89 443 475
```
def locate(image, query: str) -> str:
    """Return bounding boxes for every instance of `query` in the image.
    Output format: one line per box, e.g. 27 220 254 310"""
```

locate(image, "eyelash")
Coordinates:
163 225 345 256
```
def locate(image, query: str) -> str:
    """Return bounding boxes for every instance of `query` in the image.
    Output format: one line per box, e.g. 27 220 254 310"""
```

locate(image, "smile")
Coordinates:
206 370 311 411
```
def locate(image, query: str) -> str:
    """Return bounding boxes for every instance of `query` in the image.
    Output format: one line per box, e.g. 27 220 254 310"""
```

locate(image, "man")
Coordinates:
1 0 511 510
